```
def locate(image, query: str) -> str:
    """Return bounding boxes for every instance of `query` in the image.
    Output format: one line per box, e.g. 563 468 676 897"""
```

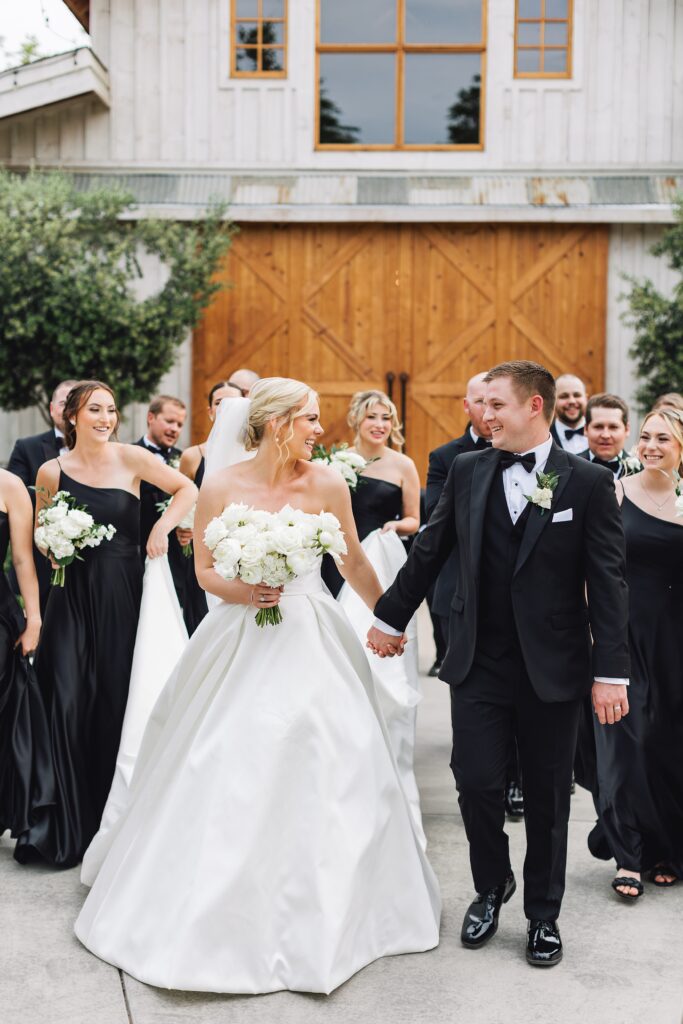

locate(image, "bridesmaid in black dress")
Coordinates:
15 381 197 868
175 380 243 634
594 408 683 898
0 468 49 841
322 390 420 597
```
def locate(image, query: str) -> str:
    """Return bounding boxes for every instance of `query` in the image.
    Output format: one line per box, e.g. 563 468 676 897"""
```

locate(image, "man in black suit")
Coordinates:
368 360 630 967
134 395 187 599
8 379 78 611
579 393 639 480
551 373 589 454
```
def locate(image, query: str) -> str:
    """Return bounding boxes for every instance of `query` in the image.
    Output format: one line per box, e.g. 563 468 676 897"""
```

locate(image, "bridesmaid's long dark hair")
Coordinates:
63 381 120 450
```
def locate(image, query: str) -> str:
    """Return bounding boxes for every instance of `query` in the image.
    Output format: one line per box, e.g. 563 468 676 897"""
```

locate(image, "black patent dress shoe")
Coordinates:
461 872 516 948
427 659 442 677
526 920 563 967
505 782 524 821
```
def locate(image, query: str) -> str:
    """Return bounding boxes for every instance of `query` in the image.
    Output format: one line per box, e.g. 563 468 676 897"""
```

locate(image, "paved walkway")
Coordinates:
2 608 682 1023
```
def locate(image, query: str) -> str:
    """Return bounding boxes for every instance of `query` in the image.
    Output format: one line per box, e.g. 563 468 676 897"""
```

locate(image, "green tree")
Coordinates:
447 74 481 145
0 170 235 422
622 198 683 411
16 34 44 65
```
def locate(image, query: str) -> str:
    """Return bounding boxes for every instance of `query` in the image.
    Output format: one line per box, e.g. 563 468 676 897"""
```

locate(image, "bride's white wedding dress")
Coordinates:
75 547 440 995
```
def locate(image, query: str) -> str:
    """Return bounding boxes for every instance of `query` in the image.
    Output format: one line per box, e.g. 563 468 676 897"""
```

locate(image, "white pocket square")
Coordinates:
552 508 573 523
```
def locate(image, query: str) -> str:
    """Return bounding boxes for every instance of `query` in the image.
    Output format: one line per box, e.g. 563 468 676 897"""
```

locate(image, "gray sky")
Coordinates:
0 0 88 70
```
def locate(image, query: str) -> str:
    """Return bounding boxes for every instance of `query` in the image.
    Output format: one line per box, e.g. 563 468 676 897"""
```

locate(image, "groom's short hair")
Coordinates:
484 361 556 422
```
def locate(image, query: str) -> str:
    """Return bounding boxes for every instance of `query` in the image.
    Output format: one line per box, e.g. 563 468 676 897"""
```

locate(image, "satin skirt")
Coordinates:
76 571 440 994
337 529 423 843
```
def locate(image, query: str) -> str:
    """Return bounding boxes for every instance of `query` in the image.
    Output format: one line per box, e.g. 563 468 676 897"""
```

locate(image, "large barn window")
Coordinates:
316 0 486 150
514 0 572 78
231 0 287 77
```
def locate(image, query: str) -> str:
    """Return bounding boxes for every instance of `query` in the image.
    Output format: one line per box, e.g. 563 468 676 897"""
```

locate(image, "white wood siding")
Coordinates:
1 0 681 172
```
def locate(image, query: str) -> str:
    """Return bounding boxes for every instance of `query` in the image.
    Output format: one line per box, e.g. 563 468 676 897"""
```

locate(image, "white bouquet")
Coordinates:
157 497 196 556
203 503 347 626
311 443 369 491
34 490 117 587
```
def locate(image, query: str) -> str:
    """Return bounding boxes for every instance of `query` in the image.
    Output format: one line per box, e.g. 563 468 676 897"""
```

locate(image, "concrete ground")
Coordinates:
2 607 682 1024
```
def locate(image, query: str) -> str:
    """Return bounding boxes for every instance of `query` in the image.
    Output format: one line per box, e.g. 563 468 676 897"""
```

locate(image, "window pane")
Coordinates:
319 0 395 44
543 48 567 72
518 0 541 16
237 21 259 45
262 46 284 72
262 0 284 16
319 54 394 144
517 22 541 45
405 0 482 44
544 22 567 45
235 0 258 16
262 20 284 45
517 48 541 72
404 53 481 145
545 0 568 16
236 47 259 71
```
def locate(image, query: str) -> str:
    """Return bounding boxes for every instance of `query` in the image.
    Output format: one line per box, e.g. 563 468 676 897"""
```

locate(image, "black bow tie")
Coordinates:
147 442 171 457
563 425 584 439
474 436 492 451
591 456 619 470
499 452 536 472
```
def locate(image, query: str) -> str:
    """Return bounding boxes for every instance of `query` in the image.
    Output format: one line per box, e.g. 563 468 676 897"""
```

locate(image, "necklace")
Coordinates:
638 477 673 512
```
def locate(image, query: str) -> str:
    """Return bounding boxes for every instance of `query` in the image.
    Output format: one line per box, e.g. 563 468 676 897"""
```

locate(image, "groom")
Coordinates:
368 360 630 967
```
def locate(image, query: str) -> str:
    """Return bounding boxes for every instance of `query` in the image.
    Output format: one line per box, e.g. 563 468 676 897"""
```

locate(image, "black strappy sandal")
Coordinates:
611 874 644 900
650 864 678 887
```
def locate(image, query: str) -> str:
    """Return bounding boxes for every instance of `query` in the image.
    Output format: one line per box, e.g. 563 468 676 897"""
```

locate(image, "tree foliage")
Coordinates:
0 171 235 420
622 199 683 411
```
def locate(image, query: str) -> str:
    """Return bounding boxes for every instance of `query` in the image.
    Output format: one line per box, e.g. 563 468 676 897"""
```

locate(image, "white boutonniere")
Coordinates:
168 455 181 470
674 470 683 518
524 470 559 516
620 447 642 477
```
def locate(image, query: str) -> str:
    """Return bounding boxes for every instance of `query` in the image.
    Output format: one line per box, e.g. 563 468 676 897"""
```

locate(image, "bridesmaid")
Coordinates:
0 468 48 840
322 390 420 598
15 380 196 868
175 380 242 634
594 408 683 898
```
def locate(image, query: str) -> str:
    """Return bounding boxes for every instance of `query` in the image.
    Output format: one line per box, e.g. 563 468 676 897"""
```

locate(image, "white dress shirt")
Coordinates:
373 435 627 686
555 418 588 454
54 428 69 458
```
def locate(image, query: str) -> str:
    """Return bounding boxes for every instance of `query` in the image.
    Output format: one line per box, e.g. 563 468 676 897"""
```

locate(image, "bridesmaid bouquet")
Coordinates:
35 490 117 587
203 503 347 626
311 443 368 491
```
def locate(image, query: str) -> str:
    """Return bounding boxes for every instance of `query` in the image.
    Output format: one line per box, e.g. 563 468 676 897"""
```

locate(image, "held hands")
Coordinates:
592 682 630 726
176 527 193 548
380 521 400 534
366 625 408 658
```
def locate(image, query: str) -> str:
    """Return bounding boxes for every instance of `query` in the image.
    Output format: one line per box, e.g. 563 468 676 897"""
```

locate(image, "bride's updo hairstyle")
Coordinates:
63 380 120 450
347 389 405 448
244 377 318 461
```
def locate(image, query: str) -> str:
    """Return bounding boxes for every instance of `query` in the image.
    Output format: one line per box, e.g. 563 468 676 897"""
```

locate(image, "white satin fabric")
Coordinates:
76 565 440 995
337 529 423 843
97 556 187 837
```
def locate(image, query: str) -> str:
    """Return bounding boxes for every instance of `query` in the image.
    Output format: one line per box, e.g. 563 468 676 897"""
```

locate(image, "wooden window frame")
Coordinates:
231 0 288 79
315 0 487 151
514 0 573 79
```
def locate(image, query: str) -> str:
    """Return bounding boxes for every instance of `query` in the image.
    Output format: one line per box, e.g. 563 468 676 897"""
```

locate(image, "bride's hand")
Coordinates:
224 579 283 607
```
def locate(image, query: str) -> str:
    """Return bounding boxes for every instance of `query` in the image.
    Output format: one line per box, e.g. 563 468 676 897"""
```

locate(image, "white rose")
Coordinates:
214 561 239 581
276 505 306 527
260 553 292 587
240 536 268 564
239 562 264 585
60 510 93 539
333 450 366 469
318 511 342 532
332 461 357 485
231 523 259 545
287 548 319 576
271 524 304 555
212 537 242 570
297 517 319 545
535 487 553 510
45 504 68 523
221 503 251 528
34 526 47 550
50 537 75 560
204 518 229 551
249 509 274 530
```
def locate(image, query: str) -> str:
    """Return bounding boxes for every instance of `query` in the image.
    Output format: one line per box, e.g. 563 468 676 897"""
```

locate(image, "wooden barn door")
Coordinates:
193 223 608 477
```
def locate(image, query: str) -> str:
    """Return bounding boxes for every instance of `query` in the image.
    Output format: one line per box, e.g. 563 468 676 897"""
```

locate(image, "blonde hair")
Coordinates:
652 392 683 413
347 390 405 448
640 408 683 471
244 377 318 461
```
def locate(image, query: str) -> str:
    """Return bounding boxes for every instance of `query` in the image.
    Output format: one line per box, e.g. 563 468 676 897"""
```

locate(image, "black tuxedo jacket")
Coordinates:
7 429 61 487
425 430 482 618
375 442 630 702
578 447 631 480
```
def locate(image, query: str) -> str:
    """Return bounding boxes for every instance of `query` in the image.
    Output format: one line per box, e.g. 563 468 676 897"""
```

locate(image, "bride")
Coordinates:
75 377 440 995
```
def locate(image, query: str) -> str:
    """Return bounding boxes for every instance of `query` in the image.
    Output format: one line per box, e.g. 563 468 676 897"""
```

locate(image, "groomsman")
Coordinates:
368 360 629 968
228 368 260 397
579 394 638 479
551 374 589 454
134 395 186 588
8 379 78 611
425 372 491 672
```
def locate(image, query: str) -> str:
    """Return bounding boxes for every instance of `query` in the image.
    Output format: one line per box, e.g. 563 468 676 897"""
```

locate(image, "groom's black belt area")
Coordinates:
476 472 531 660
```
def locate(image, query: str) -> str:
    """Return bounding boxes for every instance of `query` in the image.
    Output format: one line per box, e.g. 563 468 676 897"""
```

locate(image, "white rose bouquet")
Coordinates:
34 490 117 587
311 443 369 491
203 503 347 626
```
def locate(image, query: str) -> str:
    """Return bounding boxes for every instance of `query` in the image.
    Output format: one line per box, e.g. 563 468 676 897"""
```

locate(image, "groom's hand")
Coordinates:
366 626 407 658
592 682 629 726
